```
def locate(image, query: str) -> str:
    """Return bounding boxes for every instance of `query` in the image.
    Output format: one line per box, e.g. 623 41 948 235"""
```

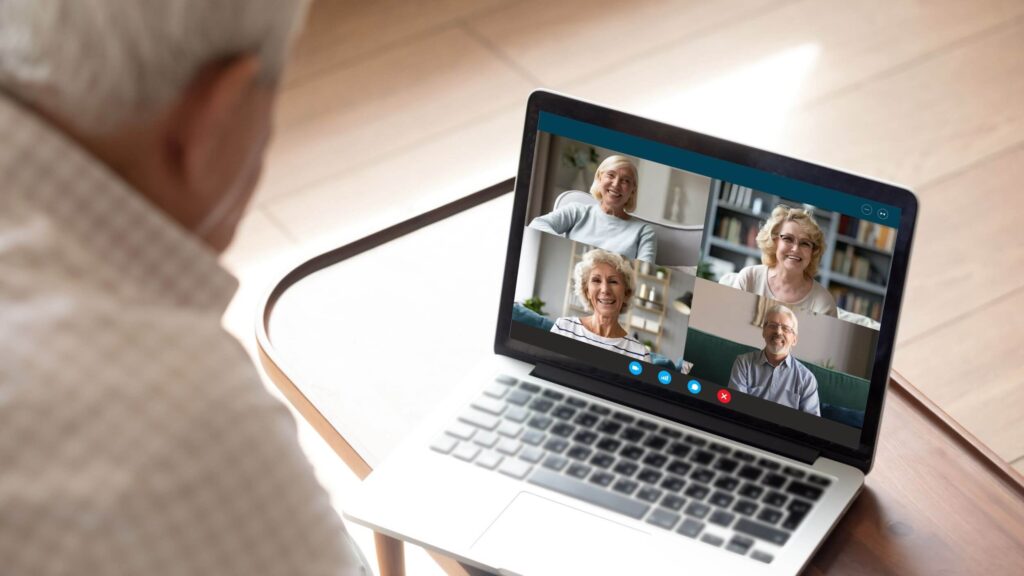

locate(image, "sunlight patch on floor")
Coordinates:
642 43 820 149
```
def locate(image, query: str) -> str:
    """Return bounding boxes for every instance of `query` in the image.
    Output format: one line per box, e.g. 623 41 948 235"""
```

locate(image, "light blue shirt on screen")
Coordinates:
530 204 657 263
728 350 821 416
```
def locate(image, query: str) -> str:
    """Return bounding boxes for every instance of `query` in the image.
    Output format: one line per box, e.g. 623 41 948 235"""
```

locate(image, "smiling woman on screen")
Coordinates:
550 249 651 362
729 205 838 317
529 155 657 263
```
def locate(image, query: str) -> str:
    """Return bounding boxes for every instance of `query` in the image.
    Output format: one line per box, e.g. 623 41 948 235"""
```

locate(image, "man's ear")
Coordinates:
167 55 262 191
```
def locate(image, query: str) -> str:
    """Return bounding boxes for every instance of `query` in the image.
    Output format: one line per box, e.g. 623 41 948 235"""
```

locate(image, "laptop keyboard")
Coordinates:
431 375 834 565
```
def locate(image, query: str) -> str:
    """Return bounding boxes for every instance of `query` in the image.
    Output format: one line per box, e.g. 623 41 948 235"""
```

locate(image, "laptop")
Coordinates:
343 90 917 575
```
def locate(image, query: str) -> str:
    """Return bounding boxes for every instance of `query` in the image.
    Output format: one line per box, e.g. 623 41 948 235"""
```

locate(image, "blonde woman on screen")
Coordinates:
530 155 657 263
728 205 837 317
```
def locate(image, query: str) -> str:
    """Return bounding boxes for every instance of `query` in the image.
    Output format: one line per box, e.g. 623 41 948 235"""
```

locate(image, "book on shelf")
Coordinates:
716 216 756 247
716 216 734 243
716 216 728 239
838 215 896 252
835 239 892 284
877 226 895 251
851 256 869 282
745 225 758 248
720 183 754 209
831 244 855 276
829 287 883 321
831 244 889 285
832 248 845 277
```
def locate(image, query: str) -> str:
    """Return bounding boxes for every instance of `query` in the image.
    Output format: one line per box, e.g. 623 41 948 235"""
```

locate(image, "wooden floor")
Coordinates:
221 1 1024 572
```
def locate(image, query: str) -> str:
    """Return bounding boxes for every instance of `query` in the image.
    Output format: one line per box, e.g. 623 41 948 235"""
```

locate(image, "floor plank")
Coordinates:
559 0 1024 150
467 0 783 86
286 0 515 87
264 107 523 246
895 144 1024 343
221 207 296 276
778 15 1024 186
257 27 533 204
895 288 1024 462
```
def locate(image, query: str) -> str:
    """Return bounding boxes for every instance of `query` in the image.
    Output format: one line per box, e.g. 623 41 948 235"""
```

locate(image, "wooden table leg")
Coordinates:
374 532 406 576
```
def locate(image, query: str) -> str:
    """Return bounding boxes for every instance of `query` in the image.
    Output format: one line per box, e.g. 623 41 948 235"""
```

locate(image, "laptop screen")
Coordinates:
505 102 912 453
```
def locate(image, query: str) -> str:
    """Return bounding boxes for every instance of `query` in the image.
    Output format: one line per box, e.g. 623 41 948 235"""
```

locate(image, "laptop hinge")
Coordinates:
531 363 820 465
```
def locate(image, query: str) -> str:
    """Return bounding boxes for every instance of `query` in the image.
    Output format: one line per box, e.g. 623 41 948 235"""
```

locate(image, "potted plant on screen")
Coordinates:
523 297 546 316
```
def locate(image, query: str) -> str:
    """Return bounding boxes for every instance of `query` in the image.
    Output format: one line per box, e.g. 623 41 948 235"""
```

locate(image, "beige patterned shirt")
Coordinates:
0 93 368 575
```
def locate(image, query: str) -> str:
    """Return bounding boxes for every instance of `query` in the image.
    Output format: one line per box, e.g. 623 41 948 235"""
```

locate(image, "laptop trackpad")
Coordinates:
472 492 652 576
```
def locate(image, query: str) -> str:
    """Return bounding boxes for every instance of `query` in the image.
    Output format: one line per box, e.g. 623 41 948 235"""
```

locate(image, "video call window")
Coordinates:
701 180 897 327
523 133 709 268
511 118 902 444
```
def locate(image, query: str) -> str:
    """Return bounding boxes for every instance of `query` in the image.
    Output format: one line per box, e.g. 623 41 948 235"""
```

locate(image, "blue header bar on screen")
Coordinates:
538 112 901 226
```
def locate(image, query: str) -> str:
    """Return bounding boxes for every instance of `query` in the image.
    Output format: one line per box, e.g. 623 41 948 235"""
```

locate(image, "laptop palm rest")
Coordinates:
471 492 653 575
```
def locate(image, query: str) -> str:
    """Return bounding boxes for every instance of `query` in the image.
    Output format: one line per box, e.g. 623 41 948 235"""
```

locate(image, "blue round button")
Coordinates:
687 379 702 394
628 361 643 376
658 370 672 385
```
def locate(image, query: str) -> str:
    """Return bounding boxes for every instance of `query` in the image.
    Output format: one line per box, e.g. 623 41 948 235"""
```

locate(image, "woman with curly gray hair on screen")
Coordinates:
550 249 651 361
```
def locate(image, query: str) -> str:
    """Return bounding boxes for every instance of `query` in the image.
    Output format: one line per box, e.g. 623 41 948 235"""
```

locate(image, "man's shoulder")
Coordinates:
3 279 254 393
731 348 761 368
790 356 819 385
736 348 762 361
0 282 282 460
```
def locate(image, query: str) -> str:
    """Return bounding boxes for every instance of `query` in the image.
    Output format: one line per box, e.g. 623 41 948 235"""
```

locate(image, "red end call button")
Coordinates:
717 389 732 404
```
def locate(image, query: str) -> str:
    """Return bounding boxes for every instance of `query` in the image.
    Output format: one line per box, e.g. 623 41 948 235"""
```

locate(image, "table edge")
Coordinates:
887 368 1024 495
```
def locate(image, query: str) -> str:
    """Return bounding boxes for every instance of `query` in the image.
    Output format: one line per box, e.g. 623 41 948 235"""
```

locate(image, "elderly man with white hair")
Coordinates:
0 1 369 574
727 304 821 415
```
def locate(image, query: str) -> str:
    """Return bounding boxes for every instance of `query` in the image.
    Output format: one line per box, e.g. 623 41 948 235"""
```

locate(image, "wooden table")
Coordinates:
256 180 1024 575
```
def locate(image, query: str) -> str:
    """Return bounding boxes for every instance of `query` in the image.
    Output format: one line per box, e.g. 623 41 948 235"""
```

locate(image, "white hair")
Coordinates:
765 303 798 334
589 155 639 213
0 0 309 133
573 249 636 313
